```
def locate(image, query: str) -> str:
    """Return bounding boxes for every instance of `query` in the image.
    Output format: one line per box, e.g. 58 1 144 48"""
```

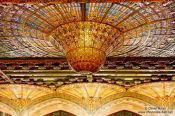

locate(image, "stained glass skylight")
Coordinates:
0 2 174 57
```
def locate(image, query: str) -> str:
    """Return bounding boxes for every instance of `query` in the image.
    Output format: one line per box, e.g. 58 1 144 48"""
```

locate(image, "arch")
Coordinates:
0 102 17 116
128 82 175 107
97 92 160 110
94 97 158 116
20 98 89 116
108 110 141 116
44 110 75 116
56 83 126 99
0 112 12 116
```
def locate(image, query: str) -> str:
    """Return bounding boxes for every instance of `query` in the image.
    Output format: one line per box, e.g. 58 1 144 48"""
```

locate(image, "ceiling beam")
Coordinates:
0 70 14 83
3 69 175 77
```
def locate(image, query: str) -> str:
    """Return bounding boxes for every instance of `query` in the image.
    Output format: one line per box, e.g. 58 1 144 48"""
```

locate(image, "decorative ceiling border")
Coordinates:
0 57 175 70
0 0 166 4
0 57 174 88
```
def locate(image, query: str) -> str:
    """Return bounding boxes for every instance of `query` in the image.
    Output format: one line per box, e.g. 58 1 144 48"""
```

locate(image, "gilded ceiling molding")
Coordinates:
0 57 175 88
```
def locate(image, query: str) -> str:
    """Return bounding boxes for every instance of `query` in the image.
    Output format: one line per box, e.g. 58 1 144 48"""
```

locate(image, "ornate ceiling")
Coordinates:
0 1 175 116
0 0 165 3
0 82 175 116
0 1 174 57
